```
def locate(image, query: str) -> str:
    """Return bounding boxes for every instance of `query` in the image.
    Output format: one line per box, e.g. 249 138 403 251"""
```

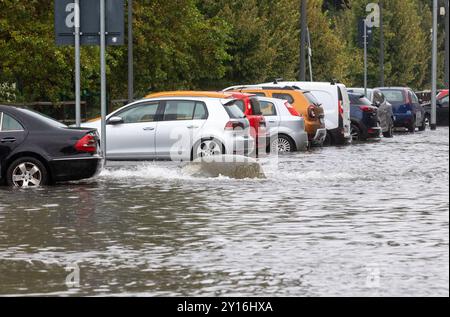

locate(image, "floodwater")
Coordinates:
0 129 448 297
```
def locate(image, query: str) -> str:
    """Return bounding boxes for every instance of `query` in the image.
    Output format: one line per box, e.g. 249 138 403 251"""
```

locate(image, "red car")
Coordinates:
226 92 268 155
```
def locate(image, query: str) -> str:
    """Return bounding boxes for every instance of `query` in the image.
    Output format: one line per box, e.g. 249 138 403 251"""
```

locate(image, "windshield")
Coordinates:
223 101 246 119
381 90 405 105
16 107 67 128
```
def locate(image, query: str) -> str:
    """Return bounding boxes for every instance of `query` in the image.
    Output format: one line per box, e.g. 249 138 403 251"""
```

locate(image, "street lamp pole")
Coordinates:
300 0 307 81
128 0 134 103
431 0 438 131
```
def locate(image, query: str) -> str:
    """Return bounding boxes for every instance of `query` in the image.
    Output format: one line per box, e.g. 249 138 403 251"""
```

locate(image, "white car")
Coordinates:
81 97 254 161
257 97 309 152
259 81 352 145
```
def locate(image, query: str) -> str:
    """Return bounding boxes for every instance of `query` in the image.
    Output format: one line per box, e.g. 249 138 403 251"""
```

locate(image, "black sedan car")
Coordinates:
0 105 102 187
423 90 449 126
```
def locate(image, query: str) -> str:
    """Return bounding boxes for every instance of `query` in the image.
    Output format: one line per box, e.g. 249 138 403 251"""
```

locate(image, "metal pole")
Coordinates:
300 0 307 81
307 27 313 81
445 0 449 89
379 0 385 87
364 20 368 96
128 0 134 103
431 0 438 130
75 0 81 127
100 0 107 159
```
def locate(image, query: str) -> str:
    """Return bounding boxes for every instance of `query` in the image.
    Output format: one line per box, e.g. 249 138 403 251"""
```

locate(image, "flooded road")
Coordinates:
0 128 448 297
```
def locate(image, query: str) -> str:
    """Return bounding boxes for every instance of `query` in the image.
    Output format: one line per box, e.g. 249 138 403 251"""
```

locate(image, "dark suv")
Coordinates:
376 87 426 133
349 93 381 141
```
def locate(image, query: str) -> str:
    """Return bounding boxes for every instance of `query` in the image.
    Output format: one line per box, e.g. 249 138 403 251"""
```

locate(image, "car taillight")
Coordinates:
338 100 344 114
308 105 317 119
359 105 376 113
75 133 97 153
284 102 301 117
225 121 245 131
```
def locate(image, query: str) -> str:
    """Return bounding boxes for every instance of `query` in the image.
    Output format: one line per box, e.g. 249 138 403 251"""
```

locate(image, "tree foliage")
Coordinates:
0 0 446 107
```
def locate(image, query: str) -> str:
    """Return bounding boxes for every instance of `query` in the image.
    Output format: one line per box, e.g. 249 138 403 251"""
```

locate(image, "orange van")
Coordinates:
225 86 327 146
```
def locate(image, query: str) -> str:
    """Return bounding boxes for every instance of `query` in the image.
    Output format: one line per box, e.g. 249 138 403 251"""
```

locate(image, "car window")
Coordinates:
349 94 372 106
223 101 246 119
163 100 197 121
117 102 159 124
230 100 245 113
410 91 419 104
259 101 277 116
193 102 208 120
16 107 66 128
272 93 294 104
1 113 24 131
373 91 384 104
382 90 405 104
249 98 262 115
303 91 320 105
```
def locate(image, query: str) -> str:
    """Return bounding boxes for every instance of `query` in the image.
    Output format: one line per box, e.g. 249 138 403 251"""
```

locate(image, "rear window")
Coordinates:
382 90 405 104
349 94 372 106
303 91 321 106
272 93 294 104
16 107 67 128
223 101 246 119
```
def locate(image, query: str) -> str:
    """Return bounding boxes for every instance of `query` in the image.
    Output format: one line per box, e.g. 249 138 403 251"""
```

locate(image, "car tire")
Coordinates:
271 135 296 153
419 116 427 131
192 138 224 160
351 124 365 142
383 124 394 138
6 157 49 188
407 120 416 133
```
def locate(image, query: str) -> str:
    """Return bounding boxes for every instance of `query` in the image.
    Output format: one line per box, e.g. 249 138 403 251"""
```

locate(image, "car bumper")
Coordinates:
394 113 414 127
292 131 309 151
366 127 382 139
224 135 255 157
310 128 327 146
49 156 103 182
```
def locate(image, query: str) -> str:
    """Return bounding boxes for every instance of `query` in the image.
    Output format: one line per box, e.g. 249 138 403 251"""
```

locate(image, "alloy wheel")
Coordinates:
196 140 222 158
12 162 42 188
272 137 292 153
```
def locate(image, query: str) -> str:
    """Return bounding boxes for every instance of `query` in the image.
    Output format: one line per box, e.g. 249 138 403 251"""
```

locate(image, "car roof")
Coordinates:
146 91 253 99
375 87 411 90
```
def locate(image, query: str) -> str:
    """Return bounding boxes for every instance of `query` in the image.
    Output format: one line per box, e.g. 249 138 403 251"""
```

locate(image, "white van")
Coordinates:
259 81 352 145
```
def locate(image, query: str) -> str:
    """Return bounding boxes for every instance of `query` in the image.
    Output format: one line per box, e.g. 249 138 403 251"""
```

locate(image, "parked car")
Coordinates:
256 96 309 152
146 91 268 155
348 88 394 138
0 105 102 187
223 85 327 146
348 93 381 141
376 87 426 132
423 89 449 126
81 97 254 161
258 81 352 146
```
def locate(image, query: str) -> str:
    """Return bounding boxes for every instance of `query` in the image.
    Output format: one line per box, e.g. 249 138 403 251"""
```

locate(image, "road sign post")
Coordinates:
431 0 438 131
100 0 107 161
74 0 81 127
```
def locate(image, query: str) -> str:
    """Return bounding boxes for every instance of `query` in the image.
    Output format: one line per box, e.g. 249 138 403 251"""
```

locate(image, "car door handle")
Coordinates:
1 137 16 143
143 127 155 131
187 126 199 129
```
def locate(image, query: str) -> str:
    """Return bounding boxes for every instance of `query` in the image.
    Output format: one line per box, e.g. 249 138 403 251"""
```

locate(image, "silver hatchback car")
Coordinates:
257 97 309 153
82 97 254 161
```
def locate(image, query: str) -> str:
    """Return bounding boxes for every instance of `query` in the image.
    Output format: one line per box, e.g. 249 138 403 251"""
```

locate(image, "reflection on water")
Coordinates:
0 129 448 296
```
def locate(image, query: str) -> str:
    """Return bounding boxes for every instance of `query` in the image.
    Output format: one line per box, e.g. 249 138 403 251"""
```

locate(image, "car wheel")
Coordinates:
193 139 224 160
271 135 295 153
351 124 364 142
419 115 429 131
383 124 394 138
6 157 49 188
407 119 416 133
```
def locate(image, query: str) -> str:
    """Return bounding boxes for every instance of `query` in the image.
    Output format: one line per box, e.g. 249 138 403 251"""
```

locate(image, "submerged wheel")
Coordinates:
271 135 295 153
6 157 48 188
193 139 224 160
419 117 427 131
351 124 364 142
383 124 394 138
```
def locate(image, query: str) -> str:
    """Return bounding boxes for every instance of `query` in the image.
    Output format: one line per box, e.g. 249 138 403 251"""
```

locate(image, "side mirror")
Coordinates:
108 116 124 125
